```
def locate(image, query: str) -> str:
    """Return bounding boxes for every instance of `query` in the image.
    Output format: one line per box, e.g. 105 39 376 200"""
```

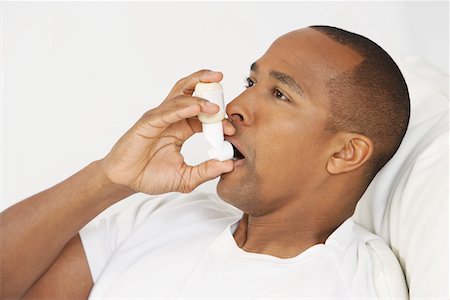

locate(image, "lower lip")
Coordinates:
233 159 246 167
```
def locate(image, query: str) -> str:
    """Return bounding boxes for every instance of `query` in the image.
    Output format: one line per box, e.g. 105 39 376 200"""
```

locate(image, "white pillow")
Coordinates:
363 227 408 298
353 56 449 298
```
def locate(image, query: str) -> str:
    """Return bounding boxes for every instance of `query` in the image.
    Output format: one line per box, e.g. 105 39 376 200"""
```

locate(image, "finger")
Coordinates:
186 113 236 136
199 71 224 83
182 70 223 95
168 70 223 98
193 96 221 114
142 96 219 130
184 160 234 192
222 118 236 136
187 114 235 135
151 104 202 129
186 117 202 133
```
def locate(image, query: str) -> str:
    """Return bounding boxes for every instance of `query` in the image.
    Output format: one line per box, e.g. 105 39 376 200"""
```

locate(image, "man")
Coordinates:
1 25 410 298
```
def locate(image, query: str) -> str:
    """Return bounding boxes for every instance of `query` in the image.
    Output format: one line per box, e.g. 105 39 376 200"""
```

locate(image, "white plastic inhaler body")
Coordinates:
193 82 233 161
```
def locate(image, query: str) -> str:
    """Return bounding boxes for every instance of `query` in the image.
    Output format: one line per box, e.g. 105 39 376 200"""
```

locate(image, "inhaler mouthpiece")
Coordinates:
194 82 233 161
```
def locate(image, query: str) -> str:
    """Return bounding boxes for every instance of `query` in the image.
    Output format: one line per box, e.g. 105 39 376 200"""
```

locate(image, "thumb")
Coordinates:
185 160 234 191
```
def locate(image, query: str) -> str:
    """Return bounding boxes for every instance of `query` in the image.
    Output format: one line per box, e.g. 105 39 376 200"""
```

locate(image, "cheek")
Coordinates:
256 139 304 197
254 122 325 198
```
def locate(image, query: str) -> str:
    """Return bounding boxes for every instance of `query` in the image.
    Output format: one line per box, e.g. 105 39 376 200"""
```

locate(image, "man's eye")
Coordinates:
245 77 255 88
272 88 290 102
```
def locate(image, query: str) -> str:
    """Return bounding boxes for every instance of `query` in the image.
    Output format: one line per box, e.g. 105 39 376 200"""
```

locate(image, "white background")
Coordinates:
2 1 449 210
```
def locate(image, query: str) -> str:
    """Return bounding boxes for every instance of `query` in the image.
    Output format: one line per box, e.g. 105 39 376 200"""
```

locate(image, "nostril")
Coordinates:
229 113 244 123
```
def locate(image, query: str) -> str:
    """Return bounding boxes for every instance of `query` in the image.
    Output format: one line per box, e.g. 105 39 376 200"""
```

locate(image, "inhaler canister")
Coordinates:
194 82 233 161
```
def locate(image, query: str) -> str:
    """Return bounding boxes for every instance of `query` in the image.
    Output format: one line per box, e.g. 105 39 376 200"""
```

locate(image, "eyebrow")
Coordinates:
250 62 304 97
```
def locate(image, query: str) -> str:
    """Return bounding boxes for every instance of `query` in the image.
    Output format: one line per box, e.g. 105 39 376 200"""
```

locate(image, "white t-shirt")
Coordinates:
80 192 383 298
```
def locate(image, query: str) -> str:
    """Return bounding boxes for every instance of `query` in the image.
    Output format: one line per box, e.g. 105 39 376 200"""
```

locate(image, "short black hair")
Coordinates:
310 25 410 179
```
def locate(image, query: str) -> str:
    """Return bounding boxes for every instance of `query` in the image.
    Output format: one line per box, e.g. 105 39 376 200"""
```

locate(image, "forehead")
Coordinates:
255 28 363 96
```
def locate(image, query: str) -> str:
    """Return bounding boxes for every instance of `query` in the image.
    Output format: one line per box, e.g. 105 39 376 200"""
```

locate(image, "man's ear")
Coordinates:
326 133 374 175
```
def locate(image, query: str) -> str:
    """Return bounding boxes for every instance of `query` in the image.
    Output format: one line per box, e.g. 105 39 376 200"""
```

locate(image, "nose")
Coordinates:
226 90 254 126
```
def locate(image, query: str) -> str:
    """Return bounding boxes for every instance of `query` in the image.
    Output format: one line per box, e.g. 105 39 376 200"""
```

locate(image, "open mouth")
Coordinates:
232 144 245 161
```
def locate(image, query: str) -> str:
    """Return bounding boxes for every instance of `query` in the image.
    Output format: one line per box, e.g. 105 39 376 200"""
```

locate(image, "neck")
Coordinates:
233 196 355 258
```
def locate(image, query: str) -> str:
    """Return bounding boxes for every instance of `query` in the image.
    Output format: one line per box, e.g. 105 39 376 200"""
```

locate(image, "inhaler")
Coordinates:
194 82 233 161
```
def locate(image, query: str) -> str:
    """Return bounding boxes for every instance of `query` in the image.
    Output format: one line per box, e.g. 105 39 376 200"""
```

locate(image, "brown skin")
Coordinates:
218 28 372 258
0 28 374 298
0 70 235 299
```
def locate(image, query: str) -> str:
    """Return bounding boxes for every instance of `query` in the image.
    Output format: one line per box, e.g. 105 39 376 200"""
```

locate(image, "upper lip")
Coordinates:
225 136 246 160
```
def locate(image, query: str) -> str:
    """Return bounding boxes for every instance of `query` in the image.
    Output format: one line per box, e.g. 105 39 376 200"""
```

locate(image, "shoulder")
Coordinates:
326 219 408 298
83 192 242 250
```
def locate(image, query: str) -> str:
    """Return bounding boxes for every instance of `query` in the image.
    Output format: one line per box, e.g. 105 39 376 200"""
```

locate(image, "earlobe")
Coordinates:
327 134 373 175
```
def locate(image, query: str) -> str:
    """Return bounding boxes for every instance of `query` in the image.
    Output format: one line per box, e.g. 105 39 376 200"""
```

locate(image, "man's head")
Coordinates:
218 26 410 221
312 26 410 179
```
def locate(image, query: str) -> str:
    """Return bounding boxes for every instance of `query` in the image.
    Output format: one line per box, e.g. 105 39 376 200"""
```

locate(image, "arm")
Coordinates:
22 234 93 300
0 161 130 299
0 70 234 299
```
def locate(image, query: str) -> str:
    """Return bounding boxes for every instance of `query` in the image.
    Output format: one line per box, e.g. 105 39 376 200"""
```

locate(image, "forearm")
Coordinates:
0 70 230 299
0 160 134 299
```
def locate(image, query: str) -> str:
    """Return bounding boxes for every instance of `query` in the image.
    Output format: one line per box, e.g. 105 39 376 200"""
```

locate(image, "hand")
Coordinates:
100 70 235 194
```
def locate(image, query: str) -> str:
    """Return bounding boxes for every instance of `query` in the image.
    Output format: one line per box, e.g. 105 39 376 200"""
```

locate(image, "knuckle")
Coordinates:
172 95 189 107
172 94 184 102
175 77 186 88
141 109 154 119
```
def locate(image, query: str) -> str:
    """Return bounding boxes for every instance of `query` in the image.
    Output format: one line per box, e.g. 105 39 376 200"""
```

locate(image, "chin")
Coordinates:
216 175 232 202
216 175 262 215
217 170 243 196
